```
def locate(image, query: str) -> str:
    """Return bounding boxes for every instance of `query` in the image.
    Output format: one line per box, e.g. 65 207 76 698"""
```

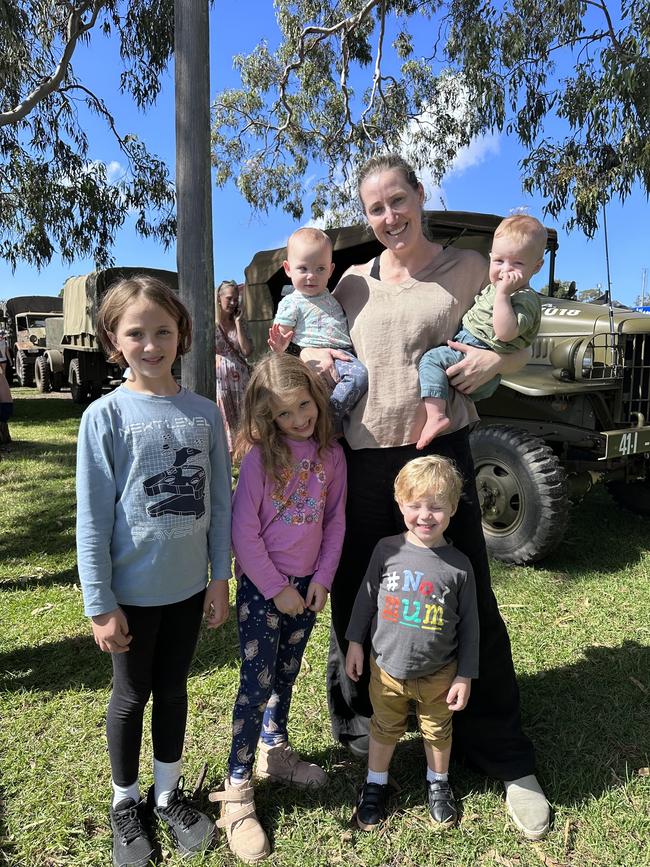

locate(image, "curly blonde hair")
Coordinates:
394 455 463 511
234 353 333 479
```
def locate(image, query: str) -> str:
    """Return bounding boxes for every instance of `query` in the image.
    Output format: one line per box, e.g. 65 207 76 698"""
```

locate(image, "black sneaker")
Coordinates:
149 779 214 856
426 779 457 827
355 781 389 831
110 798 155 867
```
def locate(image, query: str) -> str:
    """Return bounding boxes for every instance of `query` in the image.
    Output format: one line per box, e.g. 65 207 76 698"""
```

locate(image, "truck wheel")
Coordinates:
69 359 88 404
35 356 52 393
16 350 34 387
470 425 568 564
607 478 650 516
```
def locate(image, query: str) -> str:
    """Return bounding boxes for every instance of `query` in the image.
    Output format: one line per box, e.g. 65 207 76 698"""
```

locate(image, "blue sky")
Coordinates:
1 2 648 305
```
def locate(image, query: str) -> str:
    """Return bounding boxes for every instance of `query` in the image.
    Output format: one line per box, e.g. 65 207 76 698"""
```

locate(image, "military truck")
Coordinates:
38 268 178 403
3 296 63 387
243 211 650 565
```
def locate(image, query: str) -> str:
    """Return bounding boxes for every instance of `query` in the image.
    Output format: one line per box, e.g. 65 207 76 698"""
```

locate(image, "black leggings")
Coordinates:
327 427 536 781
107 591 204 786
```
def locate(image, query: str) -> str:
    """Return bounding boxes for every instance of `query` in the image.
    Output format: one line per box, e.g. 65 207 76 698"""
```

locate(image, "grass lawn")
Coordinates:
1 390 648 867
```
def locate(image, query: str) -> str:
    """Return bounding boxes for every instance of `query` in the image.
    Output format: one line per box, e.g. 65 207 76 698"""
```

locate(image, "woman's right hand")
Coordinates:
345 641 364 682
299 347 349 387
91 607 132 653
273 585 305 616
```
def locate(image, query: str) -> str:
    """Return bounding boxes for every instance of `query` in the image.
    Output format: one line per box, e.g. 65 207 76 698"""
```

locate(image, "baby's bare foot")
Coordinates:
416 415 451 449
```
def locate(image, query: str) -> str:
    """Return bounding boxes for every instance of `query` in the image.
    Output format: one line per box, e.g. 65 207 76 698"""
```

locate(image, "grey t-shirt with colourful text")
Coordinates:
346 534 479 680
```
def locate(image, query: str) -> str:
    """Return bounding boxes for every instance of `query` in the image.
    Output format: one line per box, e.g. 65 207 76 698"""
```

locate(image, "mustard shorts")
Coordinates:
369 655 457 751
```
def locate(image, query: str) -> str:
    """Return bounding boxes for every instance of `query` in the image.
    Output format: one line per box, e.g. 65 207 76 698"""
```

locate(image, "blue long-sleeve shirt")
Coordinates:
76 385 231 616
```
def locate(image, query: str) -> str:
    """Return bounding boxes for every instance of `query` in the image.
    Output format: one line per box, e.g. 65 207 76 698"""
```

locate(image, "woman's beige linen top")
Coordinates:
333 246 488 450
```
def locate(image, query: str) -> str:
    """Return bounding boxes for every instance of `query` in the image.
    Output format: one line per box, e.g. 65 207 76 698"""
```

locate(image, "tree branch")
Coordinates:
276 0 382 133
0 2 104 127
583 0 624 54
360 0 387 142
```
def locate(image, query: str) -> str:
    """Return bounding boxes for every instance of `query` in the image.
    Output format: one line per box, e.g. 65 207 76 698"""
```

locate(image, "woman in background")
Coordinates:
215 279 254 452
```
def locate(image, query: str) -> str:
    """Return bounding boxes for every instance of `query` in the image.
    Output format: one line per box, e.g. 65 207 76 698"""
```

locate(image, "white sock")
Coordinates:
426 768 448 783
112 781 141 808
367 769 389 786
153 758 182 807
229 773 251 787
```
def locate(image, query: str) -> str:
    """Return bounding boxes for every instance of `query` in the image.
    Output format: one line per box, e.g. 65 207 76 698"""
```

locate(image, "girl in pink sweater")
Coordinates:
211 353 346 863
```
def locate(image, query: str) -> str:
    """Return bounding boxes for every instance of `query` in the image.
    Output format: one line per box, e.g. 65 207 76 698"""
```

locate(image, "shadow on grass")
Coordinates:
8 394 83 424
206 638 650 841
0 566 79 592
0 606 242 693
518 639 649 806
544 487 650 574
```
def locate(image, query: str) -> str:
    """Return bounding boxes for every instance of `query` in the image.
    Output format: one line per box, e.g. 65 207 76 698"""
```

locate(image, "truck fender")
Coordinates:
44 349 64 374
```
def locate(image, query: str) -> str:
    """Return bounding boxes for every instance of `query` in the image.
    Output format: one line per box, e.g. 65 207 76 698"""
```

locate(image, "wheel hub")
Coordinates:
475 460 525 536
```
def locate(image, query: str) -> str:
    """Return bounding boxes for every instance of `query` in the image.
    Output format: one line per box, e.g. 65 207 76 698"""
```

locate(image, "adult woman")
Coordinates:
215 280 254 452
303 154 549 840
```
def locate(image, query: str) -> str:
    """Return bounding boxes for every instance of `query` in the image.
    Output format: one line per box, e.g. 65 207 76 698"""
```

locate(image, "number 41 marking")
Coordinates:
619 432 639 456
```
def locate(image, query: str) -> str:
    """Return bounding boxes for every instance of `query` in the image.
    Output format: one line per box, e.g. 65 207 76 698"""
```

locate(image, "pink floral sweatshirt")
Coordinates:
231 437 347 599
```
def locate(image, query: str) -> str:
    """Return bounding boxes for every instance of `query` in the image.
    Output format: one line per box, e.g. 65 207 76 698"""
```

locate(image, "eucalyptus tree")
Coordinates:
212 0 649 234
0 1 176 269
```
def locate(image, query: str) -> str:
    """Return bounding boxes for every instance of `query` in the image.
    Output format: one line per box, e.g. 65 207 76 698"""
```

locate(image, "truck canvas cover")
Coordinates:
62 268 178 338
5 296 63 318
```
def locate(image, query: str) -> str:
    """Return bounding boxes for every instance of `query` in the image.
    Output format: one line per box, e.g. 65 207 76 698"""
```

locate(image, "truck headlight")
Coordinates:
550 338 596 381
579 342 594 376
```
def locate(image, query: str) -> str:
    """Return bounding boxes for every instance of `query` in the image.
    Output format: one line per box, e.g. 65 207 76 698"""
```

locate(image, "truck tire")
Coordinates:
470 425 568 564
69 361 103 404
35 355 52 393
69 359 89 404
16 350 34 387
607 478 650 517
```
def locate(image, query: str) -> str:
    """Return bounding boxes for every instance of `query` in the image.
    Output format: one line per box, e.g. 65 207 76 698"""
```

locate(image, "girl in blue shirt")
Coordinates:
76 275 231 867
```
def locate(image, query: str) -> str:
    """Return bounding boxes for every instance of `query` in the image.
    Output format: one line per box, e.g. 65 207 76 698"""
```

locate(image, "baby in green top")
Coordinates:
416 214 545 448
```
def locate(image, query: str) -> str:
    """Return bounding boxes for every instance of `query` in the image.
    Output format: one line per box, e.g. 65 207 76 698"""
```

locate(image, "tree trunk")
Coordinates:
175 0 215 399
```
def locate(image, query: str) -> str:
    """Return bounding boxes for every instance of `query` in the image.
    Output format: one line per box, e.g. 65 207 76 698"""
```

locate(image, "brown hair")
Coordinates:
96 274 192 367
234 353 333 479
494 215 548 260
394 455 463 511
357 153 421 212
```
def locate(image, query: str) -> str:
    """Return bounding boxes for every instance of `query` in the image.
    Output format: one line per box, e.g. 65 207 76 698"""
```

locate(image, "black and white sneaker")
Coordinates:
355 781 389 831
149 779 214 856
109 798 155 867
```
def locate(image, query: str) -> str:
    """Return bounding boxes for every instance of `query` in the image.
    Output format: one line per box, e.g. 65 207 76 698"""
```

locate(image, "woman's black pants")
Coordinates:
327 427 536 781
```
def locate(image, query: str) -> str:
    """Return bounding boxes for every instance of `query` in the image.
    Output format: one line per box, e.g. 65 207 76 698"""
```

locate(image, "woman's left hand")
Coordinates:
446 340 501 394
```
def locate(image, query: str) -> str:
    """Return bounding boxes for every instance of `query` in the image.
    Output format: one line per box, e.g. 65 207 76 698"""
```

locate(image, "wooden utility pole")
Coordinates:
175 0 215 398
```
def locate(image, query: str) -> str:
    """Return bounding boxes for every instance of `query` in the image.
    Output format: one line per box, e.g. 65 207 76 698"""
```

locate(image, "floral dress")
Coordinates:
215 321 251 451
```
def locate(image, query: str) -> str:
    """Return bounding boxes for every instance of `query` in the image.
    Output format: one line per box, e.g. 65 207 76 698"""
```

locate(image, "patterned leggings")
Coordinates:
228 574 317 778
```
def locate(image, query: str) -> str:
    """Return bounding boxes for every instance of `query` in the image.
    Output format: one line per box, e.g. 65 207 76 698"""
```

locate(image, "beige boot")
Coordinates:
210 778 270 863
256 741 327 789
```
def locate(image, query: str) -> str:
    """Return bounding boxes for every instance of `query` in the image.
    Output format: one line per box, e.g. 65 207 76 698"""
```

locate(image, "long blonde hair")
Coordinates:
215 279 240 328
234 353 333 479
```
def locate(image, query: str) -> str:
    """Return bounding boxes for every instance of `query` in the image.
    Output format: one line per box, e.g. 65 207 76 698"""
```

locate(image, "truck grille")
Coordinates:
620 332 650 425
